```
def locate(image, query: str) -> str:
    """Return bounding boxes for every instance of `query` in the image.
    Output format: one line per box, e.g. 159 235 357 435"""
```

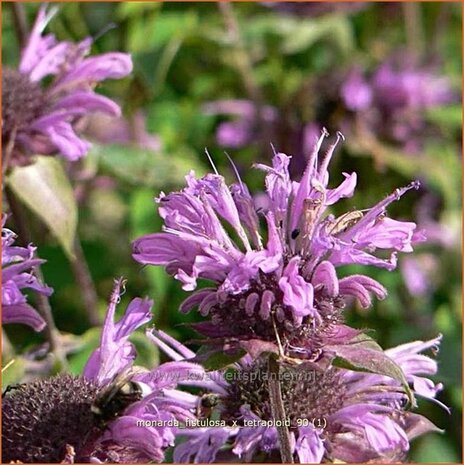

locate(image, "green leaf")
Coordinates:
411 434 459 463
6 157 78 259
192 345 245 371
277 16 353 55
68 327 101 375
1 357 26 388
89 144 204 188
131 331 160 369
326 334 416 407
425 105 462 131
116 2 161 20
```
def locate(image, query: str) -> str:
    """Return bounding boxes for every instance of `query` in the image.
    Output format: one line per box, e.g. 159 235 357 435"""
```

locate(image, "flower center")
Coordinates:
206 270 346 356
2 374 100 463
222 359 348 428
2 68 45 142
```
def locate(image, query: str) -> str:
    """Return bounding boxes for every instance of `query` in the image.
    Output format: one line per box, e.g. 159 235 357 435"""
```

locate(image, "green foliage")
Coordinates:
6 157 78 259
2 2 461 461
328 333 415 407
89 143 204 188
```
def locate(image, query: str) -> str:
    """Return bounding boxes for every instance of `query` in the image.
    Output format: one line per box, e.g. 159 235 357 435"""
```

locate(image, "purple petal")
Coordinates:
173 428 231 463
19 5 59 75
105 415 165 462
216 120 251 148
179 288 215 314
312 261 339 297
2 303 46 332
31 119 91 160
326 172 357 205
289 129 327 233
259 290 275 320
52 91 121 117
230 183 262 248
28 42 71 82
146 328 196 361
132 232 201 270
55 53 133 88
295 426 325 463
185 174 251 250
339 275 387 308
338 181 420 244
84 279 153 384
278 257 315 318
254 152 292 226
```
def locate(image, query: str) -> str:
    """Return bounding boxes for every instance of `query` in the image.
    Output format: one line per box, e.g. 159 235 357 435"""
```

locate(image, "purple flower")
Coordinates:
203 99 277 149
2 5 132 166
133 131 422 356
2 279 206 463
401 255 436 297
1 217 52 331
340 58 455 152
151 328 444 463
82 278 205 463
341 68 373 111
372 62 453 111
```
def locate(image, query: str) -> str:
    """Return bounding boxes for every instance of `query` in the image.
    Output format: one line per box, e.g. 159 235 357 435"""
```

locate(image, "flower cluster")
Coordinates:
133 131 422 353
341 58 455 152
2 5 132 167
131 130 445 462
207 55 454 158
1 216 52 332
149 326 444 463
2 279 206 463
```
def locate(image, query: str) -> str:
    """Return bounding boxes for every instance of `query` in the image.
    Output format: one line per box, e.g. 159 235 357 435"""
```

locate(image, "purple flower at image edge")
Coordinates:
1 216 52 331
132 130 424 357
2 278 210 463
2 5 132 165
149 328 445 463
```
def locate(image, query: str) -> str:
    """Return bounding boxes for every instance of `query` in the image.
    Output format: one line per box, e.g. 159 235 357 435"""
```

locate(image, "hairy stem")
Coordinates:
268 355 294 464
218 2 272 156
10 2 28 49
403 2 424 62
69 237 101 326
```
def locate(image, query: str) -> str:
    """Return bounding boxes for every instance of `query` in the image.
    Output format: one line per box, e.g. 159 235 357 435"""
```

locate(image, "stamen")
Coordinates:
318 131 344 180
93 22 118 42
224 151 244 190
204 148 219 175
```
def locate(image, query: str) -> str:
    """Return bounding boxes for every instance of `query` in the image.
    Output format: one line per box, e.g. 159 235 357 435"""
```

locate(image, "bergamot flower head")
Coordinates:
149 327 445 463
2 279 207 463
2 5 132 167
133 130 424 358
2 216 52 331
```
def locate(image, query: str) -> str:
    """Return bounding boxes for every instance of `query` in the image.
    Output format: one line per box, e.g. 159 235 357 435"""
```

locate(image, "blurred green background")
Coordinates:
2 2 461 462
